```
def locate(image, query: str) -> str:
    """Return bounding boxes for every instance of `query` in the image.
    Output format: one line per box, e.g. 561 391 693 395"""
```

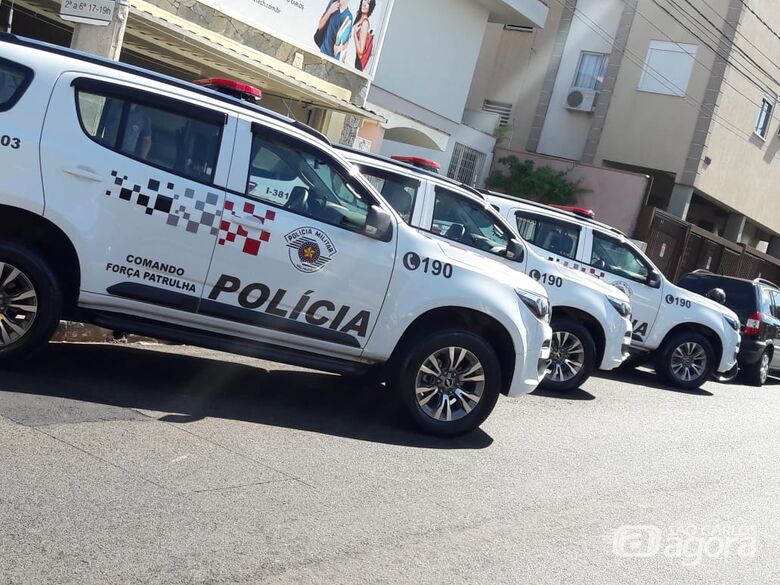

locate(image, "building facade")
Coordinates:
469 0 780 258
2 0 395 138
355 0 549 186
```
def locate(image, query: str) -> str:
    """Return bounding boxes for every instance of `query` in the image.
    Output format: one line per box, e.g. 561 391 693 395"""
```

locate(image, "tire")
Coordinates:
655 332 715 390
540 318 596 392
391 330 501 436
0 242 62 364
743 350 770 387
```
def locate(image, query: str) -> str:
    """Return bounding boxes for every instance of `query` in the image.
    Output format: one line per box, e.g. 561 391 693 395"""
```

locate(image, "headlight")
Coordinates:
724 314 740 332
607 295 632 319
516 289 551 323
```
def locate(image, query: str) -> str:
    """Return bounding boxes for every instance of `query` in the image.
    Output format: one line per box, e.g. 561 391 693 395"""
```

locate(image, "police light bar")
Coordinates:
193 78 262 103
391 155 441 173
550 204 595 219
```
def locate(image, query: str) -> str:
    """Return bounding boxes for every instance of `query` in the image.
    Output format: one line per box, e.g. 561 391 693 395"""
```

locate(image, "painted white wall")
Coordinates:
536 0 623 160
372 0 490 124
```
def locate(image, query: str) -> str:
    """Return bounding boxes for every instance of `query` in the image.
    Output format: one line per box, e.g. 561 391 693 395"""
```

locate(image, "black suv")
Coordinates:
678 271 780 386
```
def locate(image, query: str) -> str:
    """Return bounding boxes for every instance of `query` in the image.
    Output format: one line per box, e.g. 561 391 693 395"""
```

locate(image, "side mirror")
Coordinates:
363 205 393 242
647 271 662 289
506 238 525 263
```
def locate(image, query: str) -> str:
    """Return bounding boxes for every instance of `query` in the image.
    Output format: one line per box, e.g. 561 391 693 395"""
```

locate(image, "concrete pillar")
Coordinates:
70 0 129 60
667 184 693 220
723 213 746 243
767 237 780 259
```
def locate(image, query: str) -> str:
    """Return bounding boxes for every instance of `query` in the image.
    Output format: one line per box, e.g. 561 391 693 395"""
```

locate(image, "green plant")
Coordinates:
485 155 590 205
493 124 512 148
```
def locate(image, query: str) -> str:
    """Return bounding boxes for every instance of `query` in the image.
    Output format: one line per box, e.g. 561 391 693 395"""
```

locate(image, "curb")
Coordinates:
53 322 162 344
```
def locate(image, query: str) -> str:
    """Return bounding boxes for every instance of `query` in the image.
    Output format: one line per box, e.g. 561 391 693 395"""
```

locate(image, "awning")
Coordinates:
368 103 449 151
13 0 384 121
476 0 549 28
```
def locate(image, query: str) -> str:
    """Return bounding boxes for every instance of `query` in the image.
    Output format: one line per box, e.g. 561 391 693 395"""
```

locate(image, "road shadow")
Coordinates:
0 343 493 450
594 367 715 396
530 386 596 401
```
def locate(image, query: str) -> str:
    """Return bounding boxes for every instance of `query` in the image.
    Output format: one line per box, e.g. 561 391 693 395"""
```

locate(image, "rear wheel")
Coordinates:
540 318 595 392
0 243 62 363
744 350 770 387
392 330 501 436
655 332 715 390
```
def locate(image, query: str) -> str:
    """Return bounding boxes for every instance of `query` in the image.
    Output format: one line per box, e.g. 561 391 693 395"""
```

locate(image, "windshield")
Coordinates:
431 186 511 256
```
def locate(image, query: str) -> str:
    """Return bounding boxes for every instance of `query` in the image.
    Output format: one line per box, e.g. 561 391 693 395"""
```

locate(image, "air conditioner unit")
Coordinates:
566 88 598 112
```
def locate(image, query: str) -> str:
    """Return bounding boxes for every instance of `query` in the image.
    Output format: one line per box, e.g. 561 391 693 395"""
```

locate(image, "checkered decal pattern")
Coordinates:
550 257 606 279
219 198 276 257
105 172 275 257
107 171 223 237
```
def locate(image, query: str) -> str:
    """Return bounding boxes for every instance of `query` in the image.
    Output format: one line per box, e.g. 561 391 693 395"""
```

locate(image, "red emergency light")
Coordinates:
193 78 262 103
551 204 595 219
391 155 441 173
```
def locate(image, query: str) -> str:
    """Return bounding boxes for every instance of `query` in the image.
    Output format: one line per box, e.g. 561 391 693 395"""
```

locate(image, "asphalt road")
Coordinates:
1 342 779 584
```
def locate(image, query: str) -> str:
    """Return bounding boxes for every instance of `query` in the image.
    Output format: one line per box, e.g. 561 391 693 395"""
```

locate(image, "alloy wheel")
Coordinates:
414 347 485 422
760 352 770 385
670 342 707 383
546 330 585 383
0 262 38 347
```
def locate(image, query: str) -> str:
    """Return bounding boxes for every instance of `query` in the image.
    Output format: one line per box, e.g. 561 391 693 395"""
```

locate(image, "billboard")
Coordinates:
198 0 394 78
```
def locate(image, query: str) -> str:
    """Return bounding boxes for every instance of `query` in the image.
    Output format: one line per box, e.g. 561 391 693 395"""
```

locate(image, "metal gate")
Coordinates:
635 207 780 283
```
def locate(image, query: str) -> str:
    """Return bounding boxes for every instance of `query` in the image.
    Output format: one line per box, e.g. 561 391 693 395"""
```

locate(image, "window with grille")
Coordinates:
482 99 513 127
447 143 486 187
572 52 609 90
755 94 775 139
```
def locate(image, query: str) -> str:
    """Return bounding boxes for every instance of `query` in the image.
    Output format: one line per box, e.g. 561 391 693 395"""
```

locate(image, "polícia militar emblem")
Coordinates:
285 227 337 273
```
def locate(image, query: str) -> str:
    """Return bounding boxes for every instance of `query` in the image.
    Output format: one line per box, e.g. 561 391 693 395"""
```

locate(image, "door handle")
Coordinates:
232 215 264 230
63 166 103 182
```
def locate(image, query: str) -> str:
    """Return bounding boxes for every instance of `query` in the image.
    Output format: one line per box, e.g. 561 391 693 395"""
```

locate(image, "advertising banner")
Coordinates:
198 0 394 78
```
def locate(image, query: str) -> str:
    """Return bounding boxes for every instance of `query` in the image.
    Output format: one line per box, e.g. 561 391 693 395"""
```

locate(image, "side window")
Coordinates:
247 132 370 233
431 187 509 256
591 233 650 283
771 291 780 319
515 211 580 259
0 59 32 112
761 288 776 317
75 88 222 184
357 166 421 223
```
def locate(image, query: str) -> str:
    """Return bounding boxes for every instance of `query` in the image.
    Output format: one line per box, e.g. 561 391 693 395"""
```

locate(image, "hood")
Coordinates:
525 247 630 303
437 240 547 298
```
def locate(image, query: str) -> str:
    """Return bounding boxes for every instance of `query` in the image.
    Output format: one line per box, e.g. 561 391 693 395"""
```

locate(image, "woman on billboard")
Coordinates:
352 0 376 72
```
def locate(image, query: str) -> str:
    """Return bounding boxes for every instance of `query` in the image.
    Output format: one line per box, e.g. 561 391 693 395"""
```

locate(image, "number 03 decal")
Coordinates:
0 135 20 149
403 252 453 279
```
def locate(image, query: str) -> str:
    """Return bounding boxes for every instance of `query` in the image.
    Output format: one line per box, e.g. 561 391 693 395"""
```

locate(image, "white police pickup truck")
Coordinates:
336 147 633 392
483 192 741 390
0 35 552 436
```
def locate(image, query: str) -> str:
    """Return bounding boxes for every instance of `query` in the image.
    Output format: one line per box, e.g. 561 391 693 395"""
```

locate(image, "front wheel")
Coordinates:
655 332 715 390
0 243 62 363
540 318 596 392
392 330 501 436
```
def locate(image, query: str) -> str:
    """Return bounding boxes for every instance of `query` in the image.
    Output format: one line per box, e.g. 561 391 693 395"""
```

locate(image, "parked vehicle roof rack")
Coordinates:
754 278 779 289
0 33 331 145
334 144 485 199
